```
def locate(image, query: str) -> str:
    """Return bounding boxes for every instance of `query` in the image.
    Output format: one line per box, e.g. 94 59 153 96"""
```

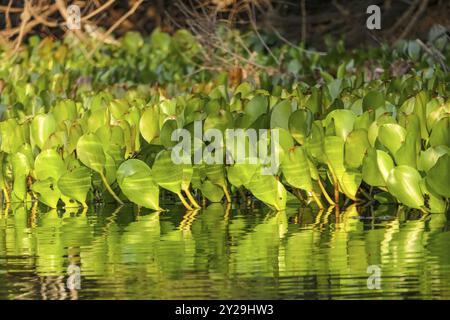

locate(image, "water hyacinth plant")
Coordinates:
0 29 448 213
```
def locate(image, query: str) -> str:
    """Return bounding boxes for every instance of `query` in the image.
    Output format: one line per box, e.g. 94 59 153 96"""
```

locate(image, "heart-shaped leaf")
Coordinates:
288 109 312 145
34 149 66 181
58 167 91 206
425 153 450 198
117 159 160 210
386 166 424 209
378 123 406 155
281 146 313 191
76 133 106 174
31 114 56 149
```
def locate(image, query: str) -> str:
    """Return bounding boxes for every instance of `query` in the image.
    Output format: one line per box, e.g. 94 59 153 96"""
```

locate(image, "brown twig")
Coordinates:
388 0 420 35
5 0 14 30
0 3 22 13
396 0 430 42
248 2 280 65
1 4 58 38
301 0 307 43
87 0 143 58
14 0 32 51
416 38 448 73
82 0 116 21
28 3 58 28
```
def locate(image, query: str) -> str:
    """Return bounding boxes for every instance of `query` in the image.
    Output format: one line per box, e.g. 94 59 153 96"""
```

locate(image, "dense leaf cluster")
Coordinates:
0 29 448 212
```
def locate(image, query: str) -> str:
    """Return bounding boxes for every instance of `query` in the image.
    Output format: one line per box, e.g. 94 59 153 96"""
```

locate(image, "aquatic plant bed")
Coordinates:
0 30 448 213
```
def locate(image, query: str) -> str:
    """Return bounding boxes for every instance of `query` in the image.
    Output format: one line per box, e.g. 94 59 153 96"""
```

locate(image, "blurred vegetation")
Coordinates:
1 0 449 50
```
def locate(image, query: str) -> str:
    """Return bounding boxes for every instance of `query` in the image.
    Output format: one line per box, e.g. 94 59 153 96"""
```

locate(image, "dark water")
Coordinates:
0 202 449 300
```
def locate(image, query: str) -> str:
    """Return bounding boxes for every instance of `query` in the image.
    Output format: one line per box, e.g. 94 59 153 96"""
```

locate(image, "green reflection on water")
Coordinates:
0 202 449 300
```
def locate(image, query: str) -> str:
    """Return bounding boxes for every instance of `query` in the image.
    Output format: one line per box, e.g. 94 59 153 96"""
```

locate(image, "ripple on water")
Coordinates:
0 205 449 299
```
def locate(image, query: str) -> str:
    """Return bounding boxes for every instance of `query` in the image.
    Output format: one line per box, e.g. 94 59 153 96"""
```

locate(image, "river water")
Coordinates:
0 203 449 299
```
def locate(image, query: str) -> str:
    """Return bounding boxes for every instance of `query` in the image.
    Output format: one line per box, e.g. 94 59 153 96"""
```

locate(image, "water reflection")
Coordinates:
0 202 449 300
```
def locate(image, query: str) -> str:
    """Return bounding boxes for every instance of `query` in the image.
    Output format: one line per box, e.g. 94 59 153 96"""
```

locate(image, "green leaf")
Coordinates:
376 150 395 183
244 95 268 123
354 110 375 130
87 107 110 133
204 164 227 189
31 114 56 149
104 153 117 184
53 99 77 124
340 171 362 200
324 109 356 141
281 146 313 191
227 162 259 188
109 99 129 120
378 123 406 155
362 148 385 187
412 91 429 140
420 179 446 213
152 150 183 194
429 116 449 148
58 167 91 205
305 121 326 163
425 153 450 198
139 105 160 143
344 129 370 168
160 119 178 148
76 133 106 174
418 146 449 172
324 136 345 181
395 131 418 168
386 166 424 209
34 149 66 181
327 79 342 102
363 91 385 110
270 100 292 130
245 174 287 211
11 152 31 201
288 109 312 145
200 180 224 202
122 31 144 53
32 178 61 208
0 119 24 153
204 109 233 133
117 159 160 210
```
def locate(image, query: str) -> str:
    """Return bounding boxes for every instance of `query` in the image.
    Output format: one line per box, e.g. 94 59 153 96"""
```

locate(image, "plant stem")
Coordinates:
311 191 324 210
238 187 247 203
202 195 207 207
334 184 340 207
317 178 335 205
359 188 372 201
100 172 124 205
327 163 340 207
222 185 231 203
2 188 10 204
177 192 194 211
30 201 38 228
293 188 305 202
184 188 200 208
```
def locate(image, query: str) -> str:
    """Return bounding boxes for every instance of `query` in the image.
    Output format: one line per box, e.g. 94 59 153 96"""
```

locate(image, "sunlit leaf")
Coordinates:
386 166 424 209
58 167 91 205
76 133 106 174
425 153 450 198
117 159 160 210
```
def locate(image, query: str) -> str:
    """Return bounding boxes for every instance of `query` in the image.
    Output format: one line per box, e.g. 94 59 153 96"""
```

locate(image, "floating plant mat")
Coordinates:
0 29 448 213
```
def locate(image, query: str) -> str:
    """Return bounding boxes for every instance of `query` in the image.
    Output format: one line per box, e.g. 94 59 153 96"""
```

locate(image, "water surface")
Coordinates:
0 203 449 299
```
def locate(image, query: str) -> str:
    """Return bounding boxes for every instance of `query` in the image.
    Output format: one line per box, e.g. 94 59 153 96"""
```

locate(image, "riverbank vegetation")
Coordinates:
0 26 449 213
